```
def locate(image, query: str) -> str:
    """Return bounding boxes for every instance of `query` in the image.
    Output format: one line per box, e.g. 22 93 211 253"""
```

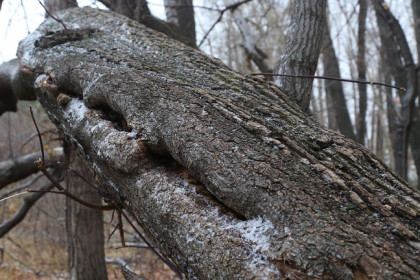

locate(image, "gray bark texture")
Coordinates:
99 0 196 48
66 157 108 280
0 58 36 115
356 0 368 145
164 0 196 47
17 7 420 280
274 0 326 112
410 0 420 189
43 2 109 280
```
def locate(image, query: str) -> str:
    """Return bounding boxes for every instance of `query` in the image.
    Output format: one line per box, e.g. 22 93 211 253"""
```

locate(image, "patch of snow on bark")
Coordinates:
90 122 106 134
224 217 274 253
66 99 88 122
127 129 138 138
223 217 280 276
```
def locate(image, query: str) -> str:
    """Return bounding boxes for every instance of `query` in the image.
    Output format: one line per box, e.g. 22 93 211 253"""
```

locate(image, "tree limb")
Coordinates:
0 148 64 189
16 7 420 279
0 176 61 238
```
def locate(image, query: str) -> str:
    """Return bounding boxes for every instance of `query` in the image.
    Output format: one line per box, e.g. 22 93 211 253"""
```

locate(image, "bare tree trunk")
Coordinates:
99 0 195 48
66 156 108 280
98 0 151 22
44 0 78 17
321 15 356 141
372 0 418 181
409 0 420 188
356 0 368 145
274 0 326 112
164 0 196 47
17 8 420 279
324 80 338 131
232 8 273 77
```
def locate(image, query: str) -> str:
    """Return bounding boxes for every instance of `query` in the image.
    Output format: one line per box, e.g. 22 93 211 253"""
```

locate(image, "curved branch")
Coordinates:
0 147 64 189
0 179 58 238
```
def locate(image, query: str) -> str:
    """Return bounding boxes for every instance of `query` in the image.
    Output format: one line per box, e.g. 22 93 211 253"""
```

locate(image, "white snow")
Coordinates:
127 129 138 138
66 99 88 122
223 217 274 253
90 122 106 133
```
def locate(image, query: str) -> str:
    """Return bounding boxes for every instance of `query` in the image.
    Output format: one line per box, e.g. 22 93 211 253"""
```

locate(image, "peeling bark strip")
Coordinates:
18 7 419 279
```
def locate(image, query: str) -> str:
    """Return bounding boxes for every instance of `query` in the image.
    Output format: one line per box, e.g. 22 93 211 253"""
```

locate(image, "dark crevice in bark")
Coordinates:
145 142 248 222
91 97 250 223
94 103 132 132
34 28 99 49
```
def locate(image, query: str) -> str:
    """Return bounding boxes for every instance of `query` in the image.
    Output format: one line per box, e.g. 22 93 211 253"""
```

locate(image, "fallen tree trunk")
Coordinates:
17 7 419 279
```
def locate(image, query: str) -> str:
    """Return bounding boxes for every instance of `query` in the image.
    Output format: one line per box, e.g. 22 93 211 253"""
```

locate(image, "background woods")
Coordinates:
0 0 419 279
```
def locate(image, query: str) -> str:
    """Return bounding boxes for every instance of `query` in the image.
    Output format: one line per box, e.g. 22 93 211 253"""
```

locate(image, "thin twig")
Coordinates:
117 210 126 247
0 191 29 202
118 207 183 279
0 173 43 201
198 0 253 47
69 167 98 190
27 189 115 211
21 129 57 152
111 242 153 249
108 222 120 242
29 108 116 211
29 106 45 165
251 73 406 91
37 0 68 30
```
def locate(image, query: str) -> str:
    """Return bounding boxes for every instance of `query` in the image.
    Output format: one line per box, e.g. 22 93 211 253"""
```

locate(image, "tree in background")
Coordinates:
274 0 326 112
371 0 418 182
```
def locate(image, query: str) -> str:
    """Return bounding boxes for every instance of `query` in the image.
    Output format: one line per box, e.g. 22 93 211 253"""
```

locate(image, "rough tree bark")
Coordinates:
17 7 419 280
164 0 196 47
274 0 326 112
0 58 36 115
66 156 108 280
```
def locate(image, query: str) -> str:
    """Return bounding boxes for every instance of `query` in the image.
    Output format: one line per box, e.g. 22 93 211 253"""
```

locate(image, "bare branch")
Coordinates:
0 173 43 200
37 0 68 30
251 72 406 91
0 180 57 238
198 0 253 47
0 148 64 189
121 265 147 280
29 106 45 165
